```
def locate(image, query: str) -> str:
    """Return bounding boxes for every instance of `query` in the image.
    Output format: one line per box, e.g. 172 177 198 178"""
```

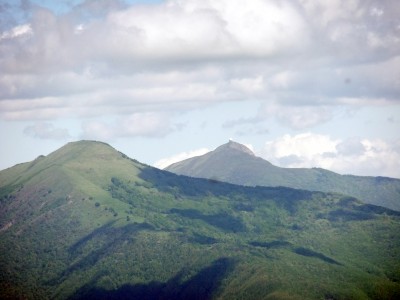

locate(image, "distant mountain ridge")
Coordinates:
165 140 400 211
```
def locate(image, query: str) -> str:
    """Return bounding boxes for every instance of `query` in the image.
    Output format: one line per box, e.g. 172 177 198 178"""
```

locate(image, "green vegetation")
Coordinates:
165 140 400 211
0 140 399 299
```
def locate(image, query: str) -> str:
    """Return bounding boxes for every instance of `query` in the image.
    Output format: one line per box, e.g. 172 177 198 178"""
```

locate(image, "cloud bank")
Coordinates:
0 0 399 131
260 133 400 178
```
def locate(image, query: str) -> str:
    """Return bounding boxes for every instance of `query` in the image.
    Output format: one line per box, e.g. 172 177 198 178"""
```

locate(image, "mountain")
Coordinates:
165 140 400 211
1 140 400 299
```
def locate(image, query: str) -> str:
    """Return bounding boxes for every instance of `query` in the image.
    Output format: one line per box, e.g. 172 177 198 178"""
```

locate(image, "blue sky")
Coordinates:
1 0 399 177
29 0 163 14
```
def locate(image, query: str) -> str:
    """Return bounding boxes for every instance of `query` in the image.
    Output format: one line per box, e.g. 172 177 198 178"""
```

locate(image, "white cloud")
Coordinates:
262 133 338 163
0 0 399 137
259 104 334 129
23 122 70 140
336 138 365 156
154 148 209 169
101 0 308 60
230 76 264 94
299 0 363 27
81 112 176 140
260 133 400 178
332 139 400 177
270 71 295 89
369 7 384 17
0 23 32 40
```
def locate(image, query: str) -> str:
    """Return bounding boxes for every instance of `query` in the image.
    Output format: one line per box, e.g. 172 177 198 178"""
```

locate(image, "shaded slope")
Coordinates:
165 140 400 211
1 140 400 299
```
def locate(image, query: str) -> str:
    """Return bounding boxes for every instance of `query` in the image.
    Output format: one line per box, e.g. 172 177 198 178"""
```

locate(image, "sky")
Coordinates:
0 0 400 178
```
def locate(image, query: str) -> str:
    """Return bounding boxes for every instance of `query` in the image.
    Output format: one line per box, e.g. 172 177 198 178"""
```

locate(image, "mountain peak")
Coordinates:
214 140 255 156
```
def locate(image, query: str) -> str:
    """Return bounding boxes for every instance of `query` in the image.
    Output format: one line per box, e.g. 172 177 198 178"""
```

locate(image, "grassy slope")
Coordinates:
165 143 400 211
0 141 399 299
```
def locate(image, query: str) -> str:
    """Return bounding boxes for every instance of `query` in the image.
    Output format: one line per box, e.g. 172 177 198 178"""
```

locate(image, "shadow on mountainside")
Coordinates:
138 166 313 213
169 208 246 233
47 222 155 286
69 257 235 300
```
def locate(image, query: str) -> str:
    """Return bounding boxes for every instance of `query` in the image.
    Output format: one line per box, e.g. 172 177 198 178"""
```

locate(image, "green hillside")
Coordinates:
1 141 400 299
165 140 400 211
